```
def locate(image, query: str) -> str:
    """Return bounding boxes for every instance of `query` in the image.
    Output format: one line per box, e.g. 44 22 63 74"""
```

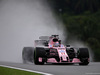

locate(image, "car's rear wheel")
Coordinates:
22 47 34 63
77 48 89 65
34 47 46 65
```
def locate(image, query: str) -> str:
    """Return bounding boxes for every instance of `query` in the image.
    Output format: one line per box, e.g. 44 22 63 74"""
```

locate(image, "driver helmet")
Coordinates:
53 42 59 47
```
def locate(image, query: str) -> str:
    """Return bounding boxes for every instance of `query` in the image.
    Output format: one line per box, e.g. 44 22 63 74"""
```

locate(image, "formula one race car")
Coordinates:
22 35 89 65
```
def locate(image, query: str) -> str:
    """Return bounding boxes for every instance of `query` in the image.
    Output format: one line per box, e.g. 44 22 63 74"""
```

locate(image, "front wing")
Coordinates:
39 57 81 64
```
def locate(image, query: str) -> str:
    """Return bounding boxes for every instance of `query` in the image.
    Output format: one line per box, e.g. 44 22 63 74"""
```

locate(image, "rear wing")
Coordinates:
34 40 48 46
35 40 47 43
39 35 59 40
39 36 50 40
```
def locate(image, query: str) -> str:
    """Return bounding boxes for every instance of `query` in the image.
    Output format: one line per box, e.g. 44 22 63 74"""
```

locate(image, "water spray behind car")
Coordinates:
0 0 65 63
0 0 93 63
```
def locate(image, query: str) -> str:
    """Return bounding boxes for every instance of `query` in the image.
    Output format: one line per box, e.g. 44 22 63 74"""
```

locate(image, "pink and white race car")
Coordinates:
22 35 89 65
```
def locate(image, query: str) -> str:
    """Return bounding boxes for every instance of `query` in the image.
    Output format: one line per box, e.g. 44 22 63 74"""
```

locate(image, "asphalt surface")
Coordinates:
0 62 100 75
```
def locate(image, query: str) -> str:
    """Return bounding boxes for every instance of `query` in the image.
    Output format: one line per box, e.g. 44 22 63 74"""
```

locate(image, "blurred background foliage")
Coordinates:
47 0 100 61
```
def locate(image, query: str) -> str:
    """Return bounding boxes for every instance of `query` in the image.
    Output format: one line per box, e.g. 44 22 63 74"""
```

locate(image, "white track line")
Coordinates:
0 65 53 75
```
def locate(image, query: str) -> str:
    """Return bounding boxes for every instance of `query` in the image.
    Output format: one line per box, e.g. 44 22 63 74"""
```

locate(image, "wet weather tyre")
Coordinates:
34 47 46 65
77 48 89 65
22 47 34 63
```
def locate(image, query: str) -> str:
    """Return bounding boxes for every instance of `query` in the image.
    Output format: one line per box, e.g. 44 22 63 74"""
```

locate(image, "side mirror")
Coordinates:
66 45 70 47
45 44 49 46
44 41 49 46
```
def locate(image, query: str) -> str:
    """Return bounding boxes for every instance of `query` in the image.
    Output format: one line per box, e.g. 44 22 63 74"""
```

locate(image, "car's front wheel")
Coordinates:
34 47 46 65
77 48 89 65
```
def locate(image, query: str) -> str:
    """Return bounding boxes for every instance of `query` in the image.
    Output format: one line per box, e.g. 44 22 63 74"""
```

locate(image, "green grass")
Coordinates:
0 66 42 75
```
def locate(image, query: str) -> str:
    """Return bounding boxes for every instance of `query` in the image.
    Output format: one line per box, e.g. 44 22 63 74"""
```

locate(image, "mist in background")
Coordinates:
0 0 65 63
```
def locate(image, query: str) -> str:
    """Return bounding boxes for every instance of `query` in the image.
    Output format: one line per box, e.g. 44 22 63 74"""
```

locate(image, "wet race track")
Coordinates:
0 62 100 75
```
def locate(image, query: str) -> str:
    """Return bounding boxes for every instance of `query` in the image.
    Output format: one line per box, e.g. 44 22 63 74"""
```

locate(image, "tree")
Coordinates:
74 0 99 13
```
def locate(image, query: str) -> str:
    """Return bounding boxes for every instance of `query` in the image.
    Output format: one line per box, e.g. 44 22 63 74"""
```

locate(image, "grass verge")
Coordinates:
0 66 42 75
